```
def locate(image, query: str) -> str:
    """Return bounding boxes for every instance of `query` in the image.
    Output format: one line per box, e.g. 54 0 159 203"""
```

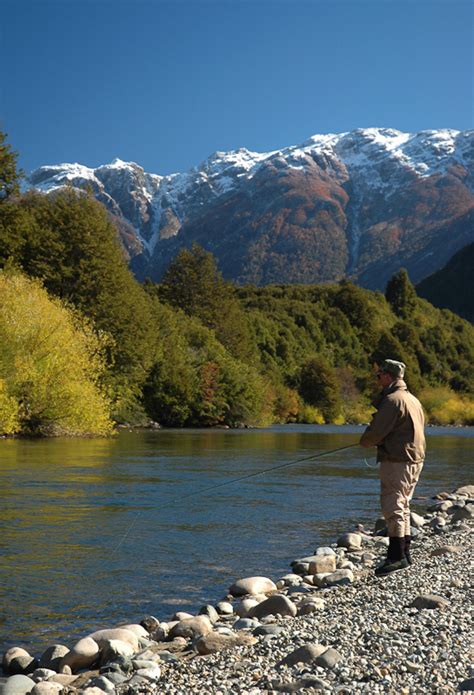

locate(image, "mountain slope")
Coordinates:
416 241 474 322
29 128 474 289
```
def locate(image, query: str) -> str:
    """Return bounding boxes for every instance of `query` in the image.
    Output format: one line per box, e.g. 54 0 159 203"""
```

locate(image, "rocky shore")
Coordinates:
2 484 473 695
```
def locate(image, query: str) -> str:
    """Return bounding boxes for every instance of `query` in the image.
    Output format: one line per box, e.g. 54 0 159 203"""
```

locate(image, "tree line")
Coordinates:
1 131 473 436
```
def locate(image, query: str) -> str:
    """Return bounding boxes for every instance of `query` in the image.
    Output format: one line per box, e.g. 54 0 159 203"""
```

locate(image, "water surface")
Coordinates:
0 425 471 654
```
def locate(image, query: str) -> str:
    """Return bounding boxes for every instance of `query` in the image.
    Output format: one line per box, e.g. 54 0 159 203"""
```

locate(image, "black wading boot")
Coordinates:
404 535 412 565
375 537 409 577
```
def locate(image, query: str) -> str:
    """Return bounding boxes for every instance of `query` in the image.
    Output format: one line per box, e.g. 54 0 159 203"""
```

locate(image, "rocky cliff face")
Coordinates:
29 128 474 289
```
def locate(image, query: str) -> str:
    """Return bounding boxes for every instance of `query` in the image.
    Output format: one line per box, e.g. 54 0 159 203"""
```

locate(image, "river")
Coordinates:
0 425 472 655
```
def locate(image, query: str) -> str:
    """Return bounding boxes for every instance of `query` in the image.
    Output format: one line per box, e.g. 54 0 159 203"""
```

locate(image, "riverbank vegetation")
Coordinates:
1 132 473 435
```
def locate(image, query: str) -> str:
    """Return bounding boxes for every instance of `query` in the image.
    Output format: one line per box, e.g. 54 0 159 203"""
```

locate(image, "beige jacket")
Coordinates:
360 379 426 463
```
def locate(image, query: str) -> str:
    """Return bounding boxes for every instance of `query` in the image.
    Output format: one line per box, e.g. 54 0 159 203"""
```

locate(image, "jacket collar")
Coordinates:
372 379 407 408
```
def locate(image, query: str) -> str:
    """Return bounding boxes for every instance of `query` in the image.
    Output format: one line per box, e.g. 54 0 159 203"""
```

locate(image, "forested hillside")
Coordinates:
1 132 473 435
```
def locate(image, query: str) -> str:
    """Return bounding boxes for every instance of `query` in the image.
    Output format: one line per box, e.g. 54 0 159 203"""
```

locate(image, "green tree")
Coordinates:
0 270 112 436
385 268 418 318
0 131 21 200
298 356 342 422
1 189 159 415
158 244 255 361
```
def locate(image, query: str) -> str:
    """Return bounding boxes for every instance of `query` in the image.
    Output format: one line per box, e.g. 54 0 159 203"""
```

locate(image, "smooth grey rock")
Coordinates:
38 646 69 673
410 594 449 609
337 532 362 550
308 555 336 574
198 604 219 623
235 598 259 618
323 569 354 586
228 576 277 596
30 683 63 695
88 628 139 651
170 611 193 621
31 669 56 683
59 637 100 673
315 647 343 669
168 615 213 640
278 643 326 667
139 616 160 634
194 631 256 655
2 675 36 695
232 618 260 630
2 649 37 676
253 625 285 637
99 639 134 666
82 675 115 692
451 505 473 522
135 666 161 681
101 672 127 686
249 594 297 619
455 484 474 497
314 547 336 557
215 601 234 615
297 598 325 615
410 512 426 527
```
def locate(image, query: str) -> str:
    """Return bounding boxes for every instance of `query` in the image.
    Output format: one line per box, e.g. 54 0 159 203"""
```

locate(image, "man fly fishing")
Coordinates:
360 359 426 576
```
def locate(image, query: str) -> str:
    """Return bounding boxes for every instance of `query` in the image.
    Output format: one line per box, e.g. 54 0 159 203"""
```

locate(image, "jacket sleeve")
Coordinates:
360 399 400 448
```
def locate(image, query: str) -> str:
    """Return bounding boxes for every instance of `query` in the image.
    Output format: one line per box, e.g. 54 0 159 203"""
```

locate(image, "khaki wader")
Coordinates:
379 460 424 537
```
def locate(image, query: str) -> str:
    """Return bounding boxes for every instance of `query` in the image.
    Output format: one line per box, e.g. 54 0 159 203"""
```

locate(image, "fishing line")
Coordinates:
109 442 359 556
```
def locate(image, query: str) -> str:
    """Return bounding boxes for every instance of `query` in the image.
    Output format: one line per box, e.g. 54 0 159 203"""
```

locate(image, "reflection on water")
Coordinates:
0 425 472 653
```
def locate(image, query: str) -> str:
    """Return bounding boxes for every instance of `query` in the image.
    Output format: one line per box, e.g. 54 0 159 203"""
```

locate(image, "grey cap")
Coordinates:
380 359 406 378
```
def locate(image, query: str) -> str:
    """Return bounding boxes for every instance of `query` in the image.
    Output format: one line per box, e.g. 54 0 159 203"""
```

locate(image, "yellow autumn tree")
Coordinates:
0 270 113 436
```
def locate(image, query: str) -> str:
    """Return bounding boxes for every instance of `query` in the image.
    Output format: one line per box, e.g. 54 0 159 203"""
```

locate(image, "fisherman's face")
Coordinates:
376 370 393 389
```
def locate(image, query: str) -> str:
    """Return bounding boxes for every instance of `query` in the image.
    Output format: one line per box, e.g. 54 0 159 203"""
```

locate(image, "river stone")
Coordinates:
451 505 474 522
170 611 193 621
101 672 127 686
99 639 135 666
232 618 260 630
313 573 332 588
430 545 462 556
59 637 100 672
88 628 139 651
194 631 257 655
410 594 449 609
455 484 474 497
83 675 115 692
117 624 149 639
30 683 63 695
38 646 69 672
168 615 213 640
253 625 285 637
228 576 277 596
308 555 336 574
48 674 78 686
82 688 111 695
337 532 362 550
2 675 36 695
297 598 325 616
135 666 161 681
31 669 56 682
314 547 336 556
216 601 234 615
278 643 326 667
323 569 354 586
3 649 36 676
140 616 160 634
235 598 259 618
410 512 426 528
248 594 297 619
198 604 220 624
315 647 343 669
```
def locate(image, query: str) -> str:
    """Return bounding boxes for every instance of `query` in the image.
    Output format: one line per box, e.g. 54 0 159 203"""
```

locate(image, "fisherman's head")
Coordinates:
376 359 406 387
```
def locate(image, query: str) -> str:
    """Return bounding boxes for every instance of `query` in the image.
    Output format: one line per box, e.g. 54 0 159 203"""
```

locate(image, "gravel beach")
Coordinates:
2 484 472 695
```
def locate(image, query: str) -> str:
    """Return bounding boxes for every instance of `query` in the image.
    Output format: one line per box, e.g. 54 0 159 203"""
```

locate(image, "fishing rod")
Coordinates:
111 442 359 555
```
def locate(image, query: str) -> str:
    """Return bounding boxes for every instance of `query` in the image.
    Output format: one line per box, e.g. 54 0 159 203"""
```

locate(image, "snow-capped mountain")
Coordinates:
29 128 474 288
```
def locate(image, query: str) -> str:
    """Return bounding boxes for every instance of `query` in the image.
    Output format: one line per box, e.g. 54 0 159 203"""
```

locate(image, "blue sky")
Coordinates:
2 0 473 176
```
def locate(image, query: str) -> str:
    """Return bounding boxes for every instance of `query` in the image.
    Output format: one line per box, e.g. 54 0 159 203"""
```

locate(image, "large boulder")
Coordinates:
228 576 277 597
194 631 257 655
2 675 36 695
168 615 213 640
59 637 100 672
38 646 69 672
308 555 336 574
2 648 37 676
88 629 139 651
248 594 297 619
